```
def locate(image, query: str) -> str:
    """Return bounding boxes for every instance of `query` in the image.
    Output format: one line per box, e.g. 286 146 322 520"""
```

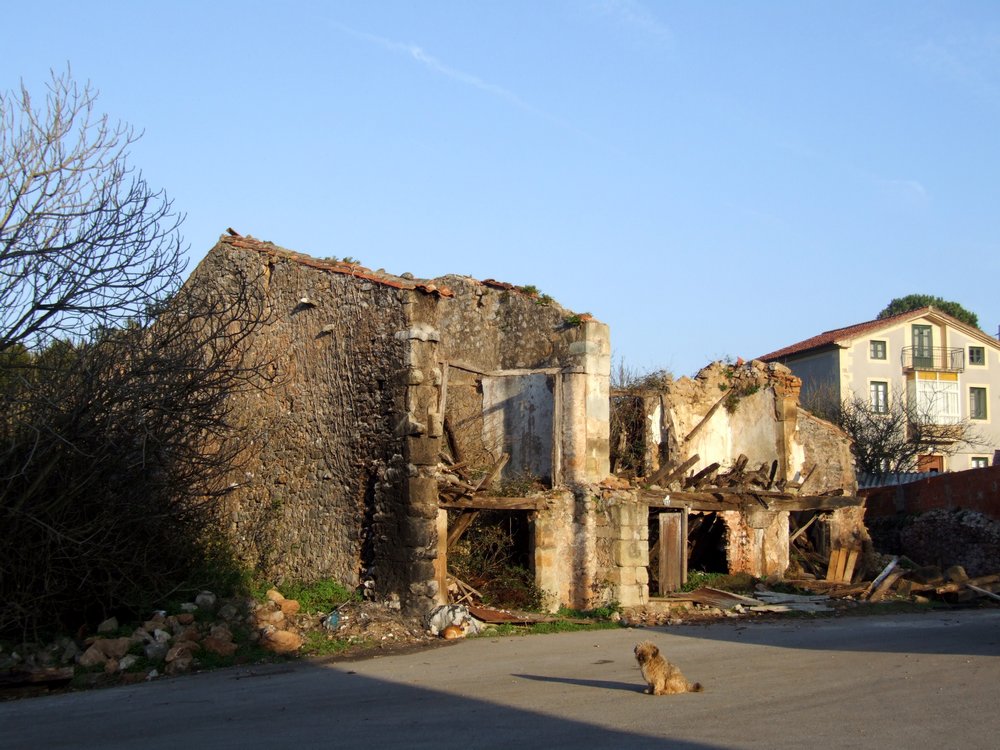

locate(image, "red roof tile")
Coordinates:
759 307 935 361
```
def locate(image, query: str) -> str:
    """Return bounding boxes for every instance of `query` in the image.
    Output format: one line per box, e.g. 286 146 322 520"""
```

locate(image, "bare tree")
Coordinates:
0 69 277 638
0 265 276 637
834 391 984 478
609 359 672 476
0 67 184 353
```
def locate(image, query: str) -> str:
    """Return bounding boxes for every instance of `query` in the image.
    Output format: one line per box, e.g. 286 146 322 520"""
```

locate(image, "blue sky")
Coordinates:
5 1 999 376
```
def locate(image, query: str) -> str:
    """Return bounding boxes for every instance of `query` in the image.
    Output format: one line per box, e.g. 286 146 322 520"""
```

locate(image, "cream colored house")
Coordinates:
760 306 1000 473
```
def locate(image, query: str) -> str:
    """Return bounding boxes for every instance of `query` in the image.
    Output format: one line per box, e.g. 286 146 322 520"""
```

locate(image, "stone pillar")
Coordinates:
595 498 649 607
393 299 446 615
532 491 574 612
561 321 611 484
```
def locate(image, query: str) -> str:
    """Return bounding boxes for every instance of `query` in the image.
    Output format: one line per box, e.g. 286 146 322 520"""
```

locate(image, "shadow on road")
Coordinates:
512 672 642 693
0 662 729 749
642 609 1000 657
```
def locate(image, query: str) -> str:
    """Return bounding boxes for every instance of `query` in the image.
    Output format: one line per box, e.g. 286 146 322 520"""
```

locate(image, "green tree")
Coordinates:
877 295 979 328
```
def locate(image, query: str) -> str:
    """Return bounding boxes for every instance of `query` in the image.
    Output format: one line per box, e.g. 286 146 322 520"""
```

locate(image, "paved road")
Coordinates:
3 610 999 749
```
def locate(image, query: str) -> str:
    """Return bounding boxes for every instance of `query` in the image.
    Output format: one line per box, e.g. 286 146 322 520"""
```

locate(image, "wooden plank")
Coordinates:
467 604 556 624
639 488 863 512
767 459 779 489
789 514 818 544
933 573 1000 595
863 556 899 599
659 512 685 594
684 389 731 444
687 462 721 489
474 452 510 493
681 509 689 587
647 453 699 488
440 496 542 510
0 667 74 688
842 547 860 584
446 509 479 550
868 570 904 602
684 587 761 608
835 547 850 583
443 417 463 464
765 495 864 511
966 583 1000 603
439 360 449 418
435 509 449 604
825 548 843 582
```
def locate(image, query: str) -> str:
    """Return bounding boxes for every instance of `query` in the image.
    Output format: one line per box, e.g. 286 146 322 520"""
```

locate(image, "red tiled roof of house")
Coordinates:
759 307 934 361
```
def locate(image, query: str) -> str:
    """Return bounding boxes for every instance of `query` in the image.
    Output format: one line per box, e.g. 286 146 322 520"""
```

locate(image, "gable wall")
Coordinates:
195 244 410 587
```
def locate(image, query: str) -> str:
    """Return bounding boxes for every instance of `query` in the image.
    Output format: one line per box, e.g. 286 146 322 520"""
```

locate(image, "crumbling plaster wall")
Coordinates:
426 277 611 611
195 242 410 591
796 411 857 496
433 276 610 486
658 361 804 482
643 360 863 579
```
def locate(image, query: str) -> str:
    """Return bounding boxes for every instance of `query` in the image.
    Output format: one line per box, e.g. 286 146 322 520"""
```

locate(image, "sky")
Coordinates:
4 1 1000 377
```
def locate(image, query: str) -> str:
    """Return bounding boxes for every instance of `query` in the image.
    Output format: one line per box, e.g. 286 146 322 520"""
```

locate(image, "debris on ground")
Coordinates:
426 604 484 637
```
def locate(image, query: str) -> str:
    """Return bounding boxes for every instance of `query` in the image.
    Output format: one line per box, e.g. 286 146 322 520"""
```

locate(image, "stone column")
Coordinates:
596 498 649 607
393 298 446 614
561 320 611 484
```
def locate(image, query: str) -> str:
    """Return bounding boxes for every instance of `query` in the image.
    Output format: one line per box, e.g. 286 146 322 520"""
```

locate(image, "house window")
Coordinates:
870 381 888 413
870 340 887 360
970 387 988 420
912 324 933 368
969 346 986 366
971 456 989 469
908 375 960 424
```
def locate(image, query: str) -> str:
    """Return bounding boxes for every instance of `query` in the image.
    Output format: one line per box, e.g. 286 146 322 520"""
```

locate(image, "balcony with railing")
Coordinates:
901 346 965 372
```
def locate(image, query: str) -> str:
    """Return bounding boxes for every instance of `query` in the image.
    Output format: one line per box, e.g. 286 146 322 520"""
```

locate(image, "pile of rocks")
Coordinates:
898 509 1000 577
1 588 313 689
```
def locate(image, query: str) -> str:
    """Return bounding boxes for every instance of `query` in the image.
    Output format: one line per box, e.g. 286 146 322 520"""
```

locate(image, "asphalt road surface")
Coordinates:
3 609 999 749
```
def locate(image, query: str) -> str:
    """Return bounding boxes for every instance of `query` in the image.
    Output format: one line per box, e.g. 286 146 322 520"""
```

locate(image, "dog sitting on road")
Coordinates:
633 641 703 695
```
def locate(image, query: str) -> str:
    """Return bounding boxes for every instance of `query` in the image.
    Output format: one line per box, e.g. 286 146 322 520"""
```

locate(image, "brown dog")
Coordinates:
633 641 703 695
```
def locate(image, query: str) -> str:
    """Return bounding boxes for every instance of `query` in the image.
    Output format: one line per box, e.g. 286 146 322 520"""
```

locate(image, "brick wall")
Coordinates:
863 465 1000 520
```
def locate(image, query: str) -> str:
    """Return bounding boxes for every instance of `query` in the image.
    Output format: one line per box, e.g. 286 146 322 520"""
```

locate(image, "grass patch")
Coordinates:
479 618 622 638
681 571 756 594
263 579 358 614
301 630 364 657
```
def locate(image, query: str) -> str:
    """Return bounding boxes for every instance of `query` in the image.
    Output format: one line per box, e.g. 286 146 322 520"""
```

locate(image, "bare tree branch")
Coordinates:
0 66 185 353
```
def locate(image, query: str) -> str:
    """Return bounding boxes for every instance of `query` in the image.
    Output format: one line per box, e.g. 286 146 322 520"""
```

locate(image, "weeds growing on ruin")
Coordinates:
449 510 545 611
609 359 673 477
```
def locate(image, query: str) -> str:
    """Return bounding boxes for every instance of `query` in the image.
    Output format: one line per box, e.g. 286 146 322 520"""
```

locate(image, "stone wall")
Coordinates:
796 410 857 495
192 240 410 593
188 237 613 615
593 493 649 607
433 276 610 486
616 360 864 582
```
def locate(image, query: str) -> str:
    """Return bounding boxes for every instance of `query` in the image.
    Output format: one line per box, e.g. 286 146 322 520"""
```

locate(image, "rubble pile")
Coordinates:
322 600 432 647
897 509 1000 577
1 587 432 697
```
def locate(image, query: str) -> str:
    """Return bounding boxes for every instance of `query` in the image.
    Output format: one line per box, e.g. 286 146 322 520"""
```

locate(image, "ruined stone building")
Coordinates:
608 361 868 603
191 234 610 614
190 234 866 615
